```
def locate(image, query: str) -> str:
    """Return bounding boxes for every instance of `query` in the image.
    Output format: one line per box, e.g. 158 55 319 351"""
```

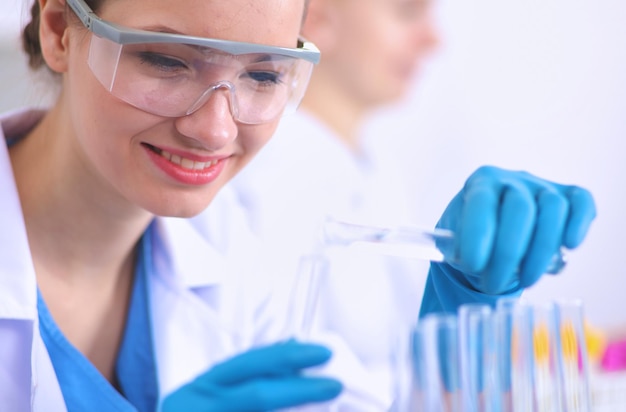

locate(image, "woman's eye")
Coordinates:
137 52 188 71
245 71 281 85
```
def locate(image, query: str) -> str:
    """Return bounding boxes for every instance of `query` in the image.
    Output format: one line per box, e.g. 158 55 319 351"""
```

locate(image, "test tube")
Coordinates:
321 217 566 274
282 254 338 412
411 314 462 412
554 299 592 411
529 302 563 412
458 303 499 412
285 254 329 339
495 297 535 412
321 217 456 262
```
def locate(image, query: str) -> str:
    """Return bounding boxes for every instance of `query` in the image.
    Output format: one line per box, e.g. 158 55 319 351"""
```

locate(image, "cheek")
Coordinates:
339 23 399 78
65 59 166 189
67 50 162 143
69 77 137 161
371 21 410 60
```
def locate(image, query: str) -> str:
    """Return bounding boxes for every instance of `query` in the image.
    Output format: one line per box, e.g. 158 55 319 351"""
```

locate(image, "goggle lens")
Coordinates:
88 34 314 124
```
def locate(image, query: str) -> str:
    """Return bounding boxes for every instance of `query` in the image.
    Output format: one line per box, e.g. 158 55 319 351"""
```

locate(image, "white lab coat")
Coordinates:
227 110 430 406
0 109 391 411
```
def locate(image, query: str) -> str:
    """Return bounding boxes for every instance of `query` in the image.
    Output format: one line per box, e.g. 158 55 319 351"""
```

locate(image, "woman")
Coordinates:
3 0 346 410
0 0 596 411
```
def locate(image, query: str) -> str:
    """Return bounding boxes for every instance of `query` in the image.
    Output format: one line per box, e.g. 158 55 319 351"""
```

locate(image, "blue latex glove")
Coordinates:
162 340 343 412
421 166 596 315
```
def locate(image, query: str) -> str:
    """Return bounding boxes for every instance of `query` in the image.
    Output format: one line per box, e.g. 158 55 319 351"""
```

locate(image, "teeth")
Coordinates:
159 149 218 170
181 158 194 169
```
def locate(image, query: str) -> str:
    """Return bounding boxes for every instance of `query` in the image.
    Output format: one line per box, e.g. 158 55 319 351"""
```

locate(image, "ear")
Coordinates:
301 0 341 54
38 0 71 73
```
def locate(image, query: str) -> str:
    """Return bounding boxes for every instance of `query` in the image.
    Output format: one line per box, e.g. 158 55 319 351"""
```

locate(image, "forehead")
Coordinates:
97 0 306 47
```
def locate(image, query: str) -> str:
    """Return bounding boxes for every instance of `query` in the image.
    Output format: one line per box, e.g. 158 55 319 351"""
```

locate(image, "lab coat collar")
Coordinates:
152 217 228 288
149 213 260 397
0 109 44 320
0 108 47 145
0 108 67 411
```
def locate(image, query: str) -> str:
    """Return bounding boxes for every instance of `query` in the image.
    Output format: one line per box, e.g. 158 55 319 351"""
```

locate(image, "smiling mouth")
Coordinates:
144 143 219 170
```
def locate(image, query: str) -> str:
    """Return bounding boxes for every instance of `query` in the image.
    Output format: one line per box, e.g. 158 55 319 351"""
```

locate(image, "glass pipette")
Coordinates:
321 217 566 274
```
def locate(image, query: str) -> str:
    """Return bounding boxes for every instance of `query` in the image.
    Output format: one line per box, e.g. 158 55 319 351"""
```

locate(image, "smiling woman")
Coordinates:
0 0 351 410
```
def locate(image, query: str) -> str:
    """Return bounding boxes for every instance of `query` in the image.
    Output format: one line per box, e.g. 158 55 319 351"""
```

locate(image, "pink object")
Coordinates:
601 339 626 372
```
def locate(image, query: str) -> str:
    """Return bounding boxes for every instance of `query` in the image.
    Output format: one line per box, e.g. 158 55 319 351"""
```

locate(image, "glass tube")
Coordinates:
321 217 566 274
495 297 535 412
458 303 500 412
411 314 462 412
554 299 592 412
285 253 329 339
529 302 563 412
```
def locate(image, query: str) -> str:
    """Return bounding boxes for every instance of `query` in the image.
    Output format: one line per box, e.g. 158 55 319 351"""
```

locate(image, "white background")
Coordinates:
1 0 625 329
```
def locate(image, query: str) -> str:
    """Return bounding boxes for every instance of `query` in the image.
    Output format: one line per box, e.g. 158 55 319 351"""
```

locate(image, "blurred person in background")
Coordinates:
210 0 596 407
225 0 441 389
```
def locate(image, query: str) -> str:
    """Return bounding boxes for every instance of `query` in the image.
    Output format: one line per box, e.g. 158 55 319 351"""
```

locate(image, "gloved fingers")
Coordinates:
162 375 342 412
205 340 332 386
562 186 597 249
482 182 536 295
457 178 500 273
225 376 343 411
435 166 596 296
517 189 569 288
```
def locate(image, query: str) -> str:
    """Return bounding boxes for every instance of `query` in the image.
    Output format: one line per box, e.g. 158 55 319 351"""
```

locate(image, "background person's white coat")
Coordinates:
360 0 626 330
1 0 625 330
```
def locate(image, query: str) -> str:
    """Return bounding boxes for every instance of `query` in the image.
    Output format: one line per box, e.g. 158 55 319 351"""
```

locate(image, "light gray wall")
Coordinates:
0 1 41 110
0 40 55 112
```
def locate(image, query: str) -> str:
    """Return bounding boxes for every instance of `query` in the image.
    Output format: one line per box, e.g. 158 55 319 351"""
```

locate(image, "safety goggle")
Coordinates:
66 0 320 124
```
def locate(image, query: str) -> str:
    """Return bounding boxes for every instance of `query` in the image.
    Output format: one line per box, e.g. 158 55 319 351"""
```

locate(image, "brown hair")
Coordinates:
22 1 44 70
21 0 102 71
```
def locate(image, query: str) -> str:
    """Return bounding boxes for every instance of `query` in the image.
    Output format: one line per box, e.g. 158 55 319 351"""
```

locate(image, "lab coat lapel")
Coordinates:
0 319 66 412
0 110 38 321
149 218 238 398
0 111 67 411
31 332 67 411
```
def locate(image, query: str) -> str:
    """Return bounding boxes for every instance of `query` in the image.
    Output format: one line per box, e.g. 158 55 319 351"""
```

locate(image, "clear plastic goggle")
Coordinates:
67 0 320 124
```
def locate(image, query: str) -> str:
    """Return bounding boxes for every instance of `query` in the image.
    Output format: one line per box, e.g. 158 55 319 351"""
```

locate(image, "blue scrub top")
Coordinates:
38 225 159 412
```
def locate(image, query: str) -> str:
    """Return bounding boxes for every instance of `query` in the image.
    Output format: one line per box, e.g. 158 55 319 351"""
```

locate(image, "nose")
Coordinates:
422 19 441 52
412 9 441 53
174 86 238 151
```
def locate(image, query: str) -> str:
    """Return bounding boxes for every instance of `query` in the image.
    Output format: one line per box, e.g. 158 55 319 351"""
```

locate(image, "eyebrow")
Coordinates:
137 24 188 36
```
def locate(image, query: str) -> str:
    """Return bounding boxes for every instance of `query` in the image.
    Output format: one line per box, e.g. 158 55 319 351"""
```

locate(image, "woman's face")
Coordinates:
318 0 438 107
63 0 305 218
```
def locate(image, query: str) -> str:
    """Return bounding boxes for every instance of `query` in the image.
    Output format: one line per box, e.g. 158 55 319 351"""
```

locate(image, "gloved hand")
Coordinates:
421 166 596 315
162 340 343 412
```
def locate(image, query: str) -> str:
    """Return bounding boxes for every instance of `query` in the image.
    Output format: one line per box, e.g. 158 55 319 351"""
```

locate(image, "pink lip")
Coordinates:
143 144 229 186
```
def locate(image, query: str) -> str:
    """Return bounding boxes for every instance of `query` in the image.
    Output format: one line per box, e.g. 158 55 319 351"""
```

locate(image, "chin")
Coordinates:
144 193 218 219
367 78 411 106
370 89 408 107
